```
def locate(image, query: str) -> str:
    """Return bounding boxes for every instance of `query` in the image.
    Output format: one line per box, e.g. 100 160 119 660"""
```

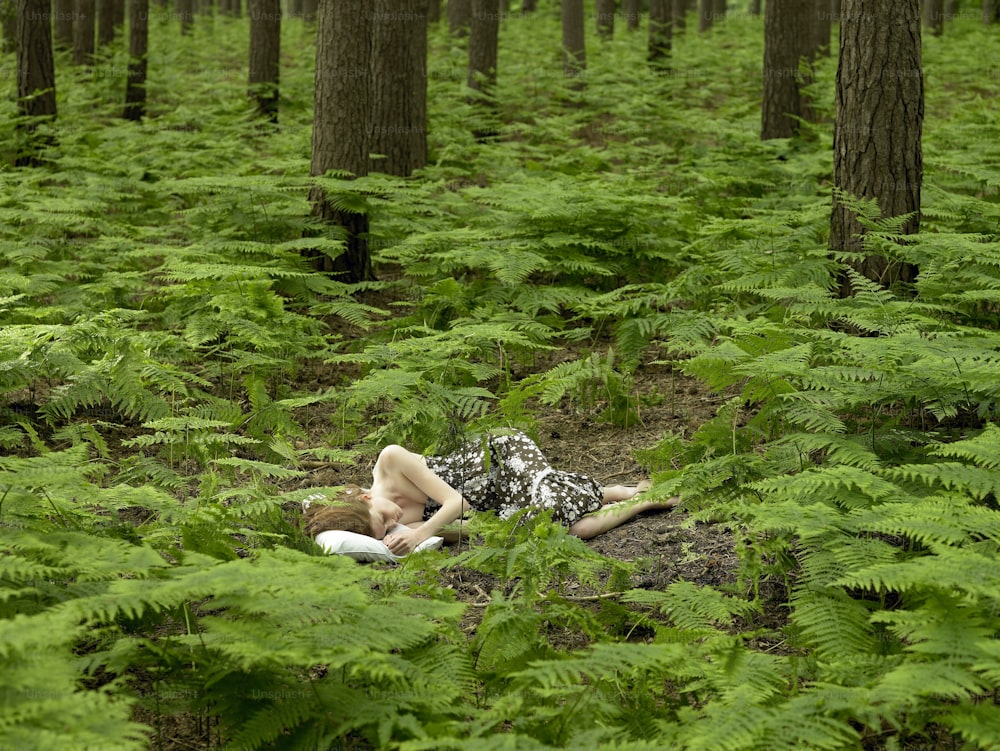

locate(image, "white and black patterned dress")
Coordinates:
421 430 604 526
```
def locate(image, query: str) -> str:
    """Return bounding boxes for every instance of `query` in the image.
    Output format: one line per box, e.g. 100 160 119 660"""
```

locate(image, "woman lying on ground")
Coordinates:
303 429 679 556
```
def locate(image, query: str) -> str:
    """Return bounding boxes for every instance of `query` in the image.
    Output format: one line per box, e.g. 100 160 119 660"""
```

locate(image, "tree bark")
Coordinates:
468 0 499 92
648 0 671 66
831 0 923 293
923 0 944 35
698 0 711 30
370 0 429 175
623 0 639 30
97 0 117 46
761 0 809 139
595 0 615 38
672 0 687 33
301 0 315 22
562 0 586 79
249 0 281 122
309 0 374 282
428 0 440 20
73 0 95 63
123 0 147 120
16 0 57 165
52 0 73 48
448 0 470 35
176 0 193 32
984 0 997 23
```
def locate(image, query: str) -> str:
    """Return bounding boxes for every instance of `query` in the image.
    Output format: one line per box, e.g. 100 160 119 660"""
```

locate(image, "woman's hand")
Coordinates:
383 525 424 556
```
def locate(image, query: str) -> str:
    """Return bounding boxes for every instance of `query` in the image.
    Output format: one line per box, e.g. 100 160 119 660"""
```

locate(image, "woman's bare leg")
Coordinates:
601 479 652 504
569 489 679 540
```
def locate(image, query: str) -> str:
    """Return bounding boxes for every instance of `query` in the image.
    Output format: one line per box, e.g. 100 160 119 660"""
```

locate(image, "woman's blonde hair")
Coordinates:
302 484 374 538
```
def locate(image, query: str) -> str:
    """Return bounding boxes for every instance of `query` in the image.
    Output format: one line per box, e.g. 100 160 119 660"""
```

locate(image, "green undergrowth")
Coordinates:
2 6 1000 751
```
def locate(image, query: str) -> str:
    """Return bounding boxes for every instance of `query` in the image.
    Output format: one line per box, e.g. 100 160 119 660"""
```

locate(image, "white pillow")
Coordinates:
315 524 444 563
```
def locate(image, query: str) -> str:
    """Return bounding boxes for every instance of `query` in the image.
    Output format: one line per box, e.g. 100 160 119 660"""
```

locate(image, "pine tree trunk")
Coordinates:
300 0 315 22
648 0 671 66
808 0 831 57
16 0 57 164
923 0 944 35
623 0 639 30
468 0 499 92
761 0 808 139
1 0 14 53
748 0 760 15
984 0 996 23
521 0 535 11
562 0 586 79
309 0 374 282
249 0 281 122
52 0 73 48
831 0 923 293
672 0 687 33
428 0 440 21
448 0 470 35
97 0 117 45
698 0 711 30
596 0 615 38
287 0 301 17
73 0 95 63
370 0 428 175
123 0 147 120
177 0 193 32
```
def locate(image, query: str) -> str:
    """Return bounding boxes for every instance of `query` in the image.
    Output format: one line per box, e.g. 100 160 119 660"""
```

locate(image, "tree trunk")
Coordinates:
923 0 944 35
984 0 997 23
287 0 301 17
623 0 639 29
562 0 586 79
831 0 923 293
809 0 831 57
301 0 315 22
249 0 281 122
748 0 760 15
123 0 147 120
672 0 687 33
468 0 499 92
177 0 193 32
73 0 95 63
1 0 14 53
428 0 440 21
698 0 711 30
831 0 841 22
761 0 809 139
595 0 615 38
309 0 374 282
97 0 117 46
52 0 73 48
448 0 470 35
16 0 57 164
648 0 671 66
370 0 428 175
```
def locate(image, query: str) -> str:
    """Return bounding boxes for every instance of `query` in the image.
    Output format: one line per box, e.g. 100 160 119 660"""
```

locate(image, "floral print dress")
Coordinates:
421 430 604 526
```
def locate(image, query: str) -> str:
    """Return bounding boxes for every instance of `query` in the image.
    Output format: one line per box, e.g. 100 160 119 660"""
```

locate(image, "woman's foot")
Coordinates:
602 479 653 503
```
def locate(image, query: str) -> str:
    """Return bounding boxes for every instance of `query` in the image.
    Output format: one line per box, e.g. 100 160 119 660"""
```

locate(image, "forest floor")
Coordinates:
299 352 760 645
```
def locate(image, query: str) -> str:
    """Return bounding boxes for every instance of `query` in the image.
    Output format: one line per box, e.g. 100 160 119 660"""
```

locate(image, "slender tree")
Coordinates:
923 0 944 35
177 0 193 32
73 0 95 63
52 0 73 48
309 0 374 282
831 0 923 292
428 0 440 20
370 0 429 175
1 0 14 52
648 0 671 66
96 0 116 45
468 0 499 93
698 0 711 30
672 0 687 33
248 0 281 122
301 0 314 22
562 0 586 79
448 0 470 35
16 0 57 165
984 0 998 23
623 0 639 30
761 0 810 139
123 0 147 120
596 0 615 38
